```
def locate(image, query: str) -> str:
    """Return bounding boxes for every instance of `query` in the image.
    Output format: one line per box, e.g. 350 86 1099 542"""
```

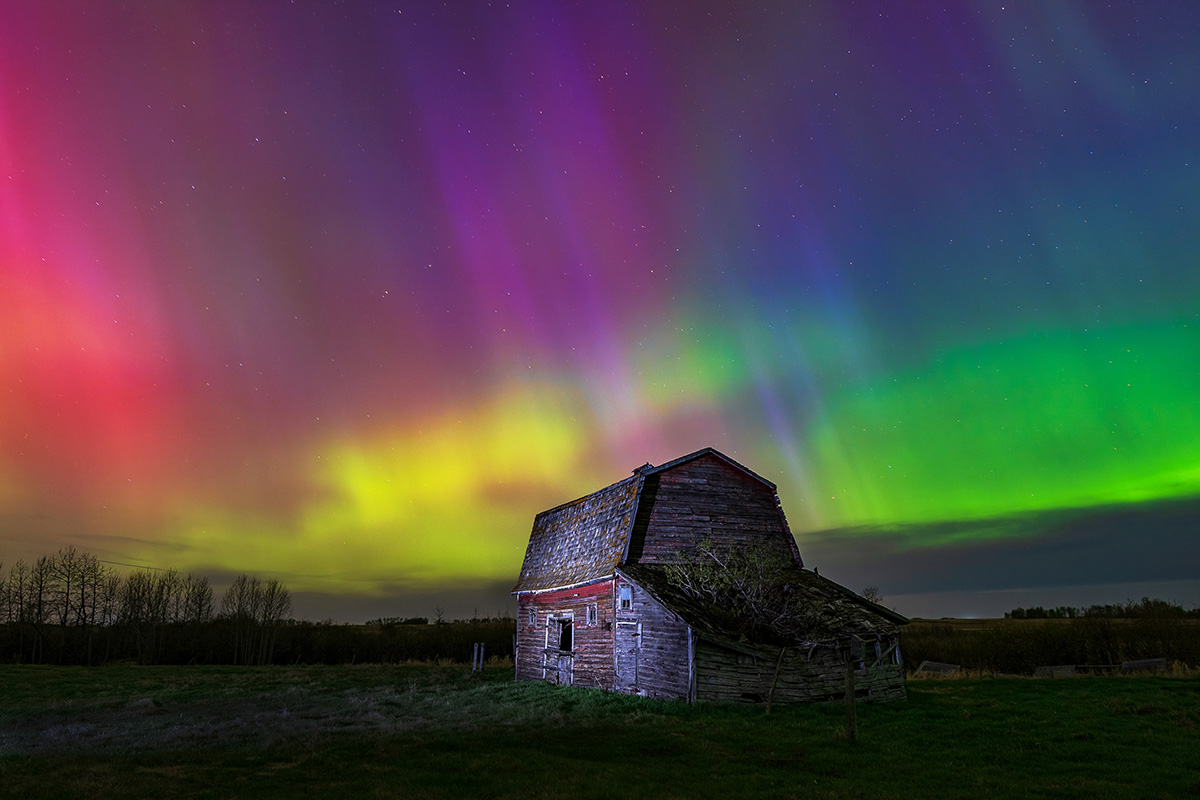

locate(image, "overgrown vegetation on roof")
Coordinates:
640 539 904 649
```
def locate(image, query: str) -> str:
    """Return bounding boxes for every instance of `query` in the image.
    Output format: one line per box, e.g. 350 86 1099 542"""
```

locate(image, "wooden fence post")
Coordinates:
844 650 858 741
765 646 786 714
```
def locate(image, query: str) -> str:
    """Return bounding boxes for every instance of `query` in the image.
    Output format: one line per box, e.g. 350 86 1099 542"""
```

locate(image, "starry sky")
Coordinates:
3 1 1198 620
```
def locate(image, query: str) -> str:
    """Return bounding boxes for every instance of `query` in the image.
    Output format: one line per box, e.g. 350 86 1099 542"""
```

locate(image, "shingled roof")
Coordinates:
512 473 642 593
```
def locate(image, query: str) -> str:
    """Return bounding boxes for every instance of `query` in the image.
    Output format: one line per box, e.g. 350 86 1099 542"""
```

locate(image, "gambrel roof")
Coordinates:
512 473 641 593
512 447 776 594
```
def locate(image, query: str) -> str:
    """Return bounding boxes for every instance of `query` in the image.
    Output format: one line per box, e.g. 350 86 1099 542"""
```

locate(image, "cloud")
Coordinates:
800 494 1200 598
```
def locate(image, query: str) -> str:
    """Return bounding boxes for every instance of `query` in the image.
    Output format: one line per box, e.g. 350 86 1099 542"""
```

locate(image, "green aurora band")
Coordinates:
805 321 1200 534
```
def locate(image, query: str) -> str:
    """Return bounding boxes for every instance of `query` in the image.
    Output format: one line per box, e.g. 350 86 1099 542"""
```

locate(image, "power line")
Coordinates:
97 559 172 573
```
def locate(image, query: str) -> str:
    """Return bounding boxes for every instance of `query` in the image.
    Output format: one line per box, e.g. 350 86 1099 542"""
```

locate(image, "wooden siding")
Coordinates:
515 580 615 689
613 574 691 699
694 638 907 705
630 452 799 566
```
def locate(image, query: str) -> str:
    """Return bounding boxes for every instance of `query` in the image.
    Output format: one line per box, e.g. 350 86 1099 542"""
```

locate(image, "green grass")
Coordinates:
2 665 1199 799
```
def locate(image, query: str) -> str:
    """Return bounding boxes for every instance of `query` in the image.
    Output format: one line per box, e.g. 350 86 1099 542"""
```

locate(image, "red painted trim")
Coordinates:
526 579 614 604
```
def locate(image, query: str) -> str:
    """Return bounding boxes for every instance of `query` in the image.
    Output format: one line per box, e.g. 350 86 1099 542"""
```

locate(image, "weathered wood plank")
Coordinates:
516 580 615 687
915 660 960 675
694 640 906 704
637 455 796 566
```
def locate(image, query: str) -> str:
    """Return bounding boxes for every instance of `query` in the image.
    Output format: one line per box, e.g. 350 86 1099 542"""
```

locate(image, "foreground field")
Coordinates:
2 665 1198 799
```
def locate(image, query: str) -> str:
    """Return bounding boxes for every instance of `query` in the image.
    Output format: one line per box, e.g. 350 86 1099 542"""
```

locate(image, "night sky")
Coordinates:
3 2 1198 620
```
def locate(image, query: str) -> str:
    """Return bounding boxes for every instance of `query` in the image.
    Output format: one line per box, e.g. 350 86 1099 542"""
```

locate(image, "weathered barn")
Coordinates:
512 448 908 704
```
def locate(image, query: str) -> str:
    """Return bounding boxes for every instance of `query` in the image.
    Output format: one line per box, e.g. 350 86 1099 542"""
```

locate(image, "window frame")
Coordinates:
546 613 575 653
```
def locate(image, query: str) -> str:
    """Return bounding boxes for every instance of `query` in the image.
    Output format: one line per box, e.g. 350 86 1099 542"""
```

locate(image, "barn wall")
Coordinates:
515 580 615 689
694 639 907 705
614 574 691 700
630 453 798 566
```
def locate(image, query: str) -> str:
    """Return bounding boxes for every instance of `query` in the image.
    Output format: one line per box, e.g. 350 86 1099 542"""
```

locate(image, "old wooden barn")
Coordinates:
512 447 908 705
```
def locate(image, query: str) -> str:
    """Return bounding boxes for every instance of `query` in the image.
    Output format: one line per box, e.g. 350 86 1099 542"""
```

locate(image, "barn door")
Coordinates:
557 619 573 686
615 621 639 692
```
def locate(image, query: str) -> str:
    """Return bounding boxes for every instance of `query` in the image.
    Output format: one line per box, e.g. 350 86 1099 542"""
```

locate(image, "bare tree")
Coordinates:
4 561 28 624
181 573 214 625
222 574 262 665
98 572 122 627
220 574 292 665
150 569 181 625
120 570 161 662
256 579 292 665
662 538 837 645
69 551 109 663
861 587 884 605
48 546 83 627
3 561 31 659
120 570 148 656
120 568 198 662
27 556 55 662
84 554 115 625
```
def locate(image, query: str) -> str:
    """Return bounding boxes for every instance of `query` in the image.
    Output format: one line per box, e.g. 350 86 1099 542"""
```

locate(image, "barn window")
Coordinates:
527 609 536 627
558 619 573 651
618 585 633 610
586 604 598 626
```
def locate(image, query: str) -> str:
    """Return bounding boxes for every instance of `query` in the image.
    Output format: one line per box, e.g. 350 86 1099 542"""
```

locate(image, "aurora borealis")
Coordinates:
3 2 1198 619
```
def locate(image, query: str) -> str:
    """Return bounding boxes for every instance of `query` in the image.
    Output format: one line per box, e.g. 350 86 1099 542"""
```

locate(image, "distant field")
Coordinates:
2 665 1199 799
908 617 1200 630
901 616 1200 674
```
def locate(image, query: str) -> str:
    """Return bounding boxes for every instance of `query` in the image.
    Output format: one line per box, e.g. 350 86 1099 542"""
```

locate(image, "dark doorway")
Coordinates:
558 619 573 651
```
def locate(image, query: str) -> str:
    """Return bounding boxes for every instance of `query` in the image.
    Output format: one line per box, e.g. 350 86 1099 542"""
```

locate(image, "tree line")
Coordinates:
0 547 290 665
905 599 1200 673
1004 597 1200 620
0 547 516 666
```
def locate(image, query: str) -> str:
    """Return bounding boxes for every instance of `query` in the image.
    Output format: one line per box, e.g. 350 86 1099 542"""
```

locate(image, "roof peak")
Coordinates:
637 447 776 489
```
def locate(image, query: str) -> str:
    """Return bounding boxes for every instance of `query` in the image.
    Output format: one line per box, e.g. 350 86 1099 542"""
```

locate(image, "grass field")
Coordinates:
2 664 1199 799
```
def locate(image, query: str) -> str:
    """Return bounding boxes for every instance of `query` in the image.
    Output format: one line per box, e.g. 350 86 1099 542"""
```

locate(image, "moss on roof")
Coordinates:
512 474 641 593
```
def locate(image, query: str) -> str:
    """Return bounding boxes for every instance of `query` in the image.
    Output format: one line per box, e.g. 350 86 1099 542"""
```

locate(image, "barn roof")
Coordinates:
512 447 775 594
512 473 642 594
617 563 907 651
640 447 776 489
